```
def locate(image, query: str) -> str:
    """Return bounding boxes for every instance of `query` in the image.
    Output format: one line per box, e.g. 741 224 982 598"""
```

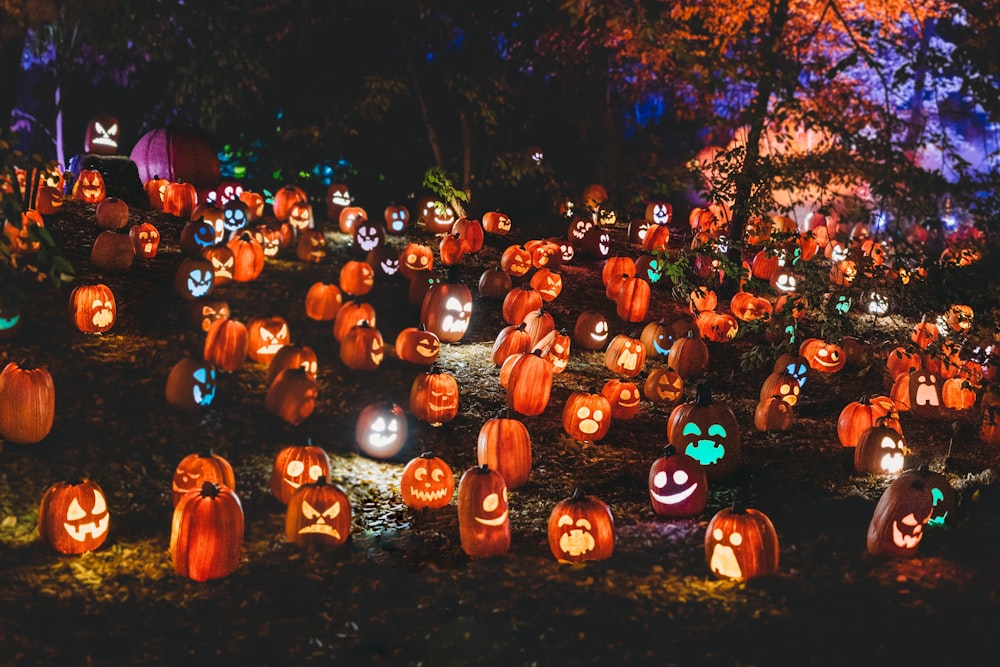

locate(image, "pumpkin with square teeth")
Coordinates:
38 479 110 555
285 476 351 549
400 453 455 509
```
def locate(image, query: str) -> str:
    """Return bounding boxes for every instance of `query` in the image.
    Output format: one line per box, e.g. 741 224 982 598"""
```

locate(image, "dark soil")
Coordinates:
1 198 999 667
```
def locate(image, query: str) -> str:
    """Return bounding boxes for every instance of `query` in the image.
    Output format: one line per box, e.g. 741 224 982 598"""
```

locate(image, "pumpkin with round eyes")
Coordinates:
285 477 351 549
38 479 110 555
171 481 244 581
399 242 434 280
562 390 612 442
383 204 409 234
758 370 801 407
270 441 332 504
573 310 610 351
410 368 460 426
648 445 708 518
705 504 779 580
400 453 455 509
458 464 510 559
422 200 455 233
601 378 641 420
535 328 572 374
605 333 646 378
640 320 676 360
221 200 249 238
644 366 685 405
352 219 385 254
548 489 615 563
129 221 161 258
477 416 532 489
203 317 249 372
754 396 794 431
267 344 319 386
867 468 935 558
395 324 441 366
799 337 846 374
172 450 236 506
667 380 741 481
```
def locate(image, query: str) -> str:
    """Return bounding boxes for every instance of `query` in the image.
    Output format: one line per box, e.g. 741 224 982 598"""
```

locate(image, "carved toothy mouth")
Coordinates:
409 486 449 503
880 453 904 473
651 483 698 505
891 521 922 549
616 349 638 370
64 515 109 542
298 524 341 538
915 383 939 406
475 510 508 526
558 530 595 556
441 315 469 334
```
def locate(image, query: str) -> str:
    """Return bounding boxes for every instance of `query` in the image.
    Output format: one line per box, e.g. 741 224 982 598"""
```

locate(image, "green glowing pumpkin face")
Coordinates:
681 421 729 466
667 383 742 481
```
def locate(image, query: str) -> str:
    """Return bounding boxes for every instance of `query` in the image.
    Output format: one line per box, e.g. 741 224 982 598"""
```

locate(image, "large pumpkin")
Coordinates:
171 482 244 581
130 128 220 191
0 361 56 444
547 489 615 563
867 469 935 558
476 416 532 489
667 381 741 481
457 465 510 559
648 445 708 518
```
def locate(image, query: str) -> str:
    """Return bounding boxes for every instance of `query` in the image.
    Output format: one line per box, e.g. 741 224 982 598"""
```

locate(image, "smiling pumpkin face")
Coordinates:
355 401 407 459
38 480 111 554
270 443 332 505
648 445 707 518
400 453 455 509
867 469 935 558
458 465 510 559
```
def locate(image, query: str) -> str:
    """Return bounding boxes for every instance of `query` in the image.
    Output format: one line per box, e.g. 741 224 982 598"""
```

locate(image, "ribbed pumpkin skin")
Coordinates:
505 352 553 416
38 480 110 554
409 370 460 426
457 465 510 559
477 418 532 489
130 128 220 190
203 318 249 371
547 491 615 563
866 470 934 558
285 478 351 549
171 482 244 582
269 444 332 504
492 324 531 366
0 362 55 444
837 396 887 447
668 335 709 380
172 452 236 506
68 283 116 334
705 506 779 580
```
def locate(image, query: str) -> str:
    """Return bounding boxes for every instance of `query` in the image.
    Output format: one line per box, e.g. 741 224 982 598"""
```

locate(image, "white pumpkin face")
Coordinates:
475 486 509 526
298 499 342 539
556 513 596 557
709 527 744 579
63 489 110 543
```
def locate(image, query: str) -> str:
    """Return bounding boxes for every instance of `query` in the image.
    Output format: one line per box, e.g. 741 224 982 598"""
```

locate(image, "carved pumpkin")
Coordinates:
203 317 249 372
383 204 409 234
395 324 441 366
296 230 329 263
39 479 110 555
71 168 106 203
270 441 332 504
340 321 385 371
530 267 563 302
500 244 533 277
84 115 119 154
272 184 308 221
705 504 779 580
604 333 646 378
573 310 609 351
188 298 230 333
174 257 215 301
667 381 741 481
477 416 532 489
409 369 460 426
867 469 935 558
648 445 707 518
172 451 236 506
421 278 473 344
400 242 434 279
333 301 377 343
247 316 291 364
601 378 641 420
854 418 907 475
644 366 685 405
400 453 454 509
754 396 794 431
129 221 161 258
547 489 615 563
457 465 510 559
799 337 846 374
562 390 612 442
266 344 318 386
171 482 244 581
165 357 217 411
68 283 116 334
339 260 376 297
482 210 512 235
285 477 351 549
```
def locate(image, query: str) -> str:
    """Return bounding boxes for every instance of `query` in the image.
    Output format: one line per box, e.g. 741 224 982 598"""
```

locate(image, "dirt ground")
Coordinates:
1 196 999 667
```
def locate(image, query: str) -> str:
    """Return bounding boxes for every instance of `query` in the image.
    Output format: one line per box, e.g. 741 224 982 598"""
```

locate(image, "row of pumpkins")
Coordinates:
1 167 993 584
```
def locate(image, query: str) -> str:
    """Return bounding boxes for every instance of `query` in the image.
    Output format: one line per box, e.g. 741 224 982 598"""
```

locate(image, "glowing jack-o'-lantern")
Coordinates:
270 441 332 504
705 504 779 580
799 337 846 374
326 182 352 219
174 258 215 301
221 200 249 238
71 169 106 203
758 370 801 407
667 381 741 481
165 357 217 410
500 244 533 277
648 445 708 518
457 464 510 559
247 316 291 364
171 482 244 581
68 283 116 334
0 299 22 340
410 369 460 426
285 477 351 549
645 201 672 225
340 321 385 371
399 242 434 279
353 220 385 254
202 246 235 286
530 268 563 301
562 390 612 442
601 378 641 420
296 229 329 263
340 260 375 297
38 479 110 555
383 204 409 234
421 278 473 344
188 298 230 333
604 334 646 377
367 245 400 279
574 310 609 351
754 396 794 431
287 201 314 232
867 469 935 558
172 450 236 506
266 344 318 387
84 115 119 154
644 367 685 405
395 324 441 365
400 453 455 509
854 419 906 475
265 368 318 426
482 210 512 235
129 221 161 258
547 489 615 563
905 369 942 419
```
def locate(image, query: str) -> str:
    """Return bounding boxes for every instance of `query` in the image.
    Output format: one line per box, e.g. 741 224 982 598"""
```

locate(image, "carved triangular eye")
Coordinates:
302 500 320 519
322 502 340 520
67 498 86 520
91 490 107 514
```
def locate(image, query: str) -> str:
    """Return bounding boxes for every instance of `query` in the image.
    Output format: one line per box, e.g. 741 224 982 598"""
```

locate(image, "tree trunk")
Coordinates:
400 30 445 171
0 34 24 130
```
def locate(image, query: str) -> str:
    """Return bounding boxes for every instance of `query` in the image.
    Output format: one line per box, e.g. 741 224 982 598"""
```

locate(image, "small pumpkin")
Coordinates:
285 477 351 549
38 479 110 554
400 453 455 509
547 489 615 563
270 441 332 504
0 361 56 444
304 282 343 321
562 389 612 442
705 504 779 580
648 445 708 518
172 450 236 506
477 415 533 490
68 283 116 334
409 368 460 426
854 417 907 475
395 324 441 366
866 469 935 558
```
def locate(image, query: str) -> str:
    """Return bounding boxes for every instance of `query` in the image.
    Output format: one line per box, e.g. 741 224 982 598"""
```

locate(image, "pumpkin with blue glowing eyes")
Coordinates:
457 464 510 559
705 504 779 580
383 204 409 234
174 258 215 301
0 299 21 339
400 453 455 509
547 489 615 563
640 320 677 360
165 357 218 410
667 381 741 481
772 353 809 388
221 199 249 237
286 477 351 549
648 445 707 518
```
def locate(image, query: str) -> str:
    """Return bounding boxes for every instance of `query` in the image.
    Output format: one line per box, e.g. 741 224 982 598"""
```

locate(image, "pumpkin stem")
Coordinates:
419 451 436 459
693 380 713 407
570 487 584 501
662 444 677 457
730 499 747 514
477 463 491 474
200 481 221 498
